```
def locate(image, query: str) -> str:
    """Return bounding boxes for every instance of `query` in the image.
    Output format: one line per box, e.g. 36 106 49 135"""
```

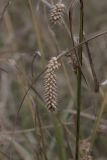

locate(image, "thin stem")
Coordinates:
28 0 45 64
52 113 67 160
75 1 84 160
57 29 107 59
69 5 89 88
69 8 77 55
35 102 48 160
83 35 99 92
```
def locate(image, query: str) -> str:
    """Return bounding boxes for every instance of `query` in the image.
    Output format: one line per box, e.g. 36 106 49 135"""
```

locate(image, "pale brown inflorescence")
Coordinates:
49 2 65 24
80 139 93 160
44 57 61 112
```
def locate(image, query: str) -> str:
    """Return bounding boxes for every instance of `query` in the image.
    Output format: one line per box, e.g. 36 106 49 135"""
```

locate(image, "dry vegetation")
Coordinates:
0 0 107 160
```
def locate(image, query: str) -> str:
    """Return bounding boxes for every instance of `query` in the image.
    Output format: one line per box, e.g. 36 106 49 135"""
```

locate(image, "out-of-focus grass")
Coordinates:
0 0 107 160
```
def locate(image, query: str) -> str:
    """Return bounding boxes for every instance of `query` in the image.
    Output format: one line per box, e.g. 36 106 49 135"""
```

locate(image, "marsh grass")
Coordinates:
0 0 107 160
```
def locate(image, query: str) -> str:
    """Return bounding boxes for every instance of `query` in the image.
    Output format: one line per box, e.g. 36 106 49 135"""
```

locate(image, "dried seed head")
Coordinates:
44 57 61 112
80 139 93 160
49 3 65 24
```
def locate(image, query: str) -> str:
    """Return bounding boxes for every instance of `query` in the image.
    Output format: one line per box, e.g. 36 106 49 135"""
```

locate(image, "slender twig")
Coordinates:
57 29 107 59
31 86 44 103
75 0 84 160
15 68 46 118
15 85 44 117
83 35 99 92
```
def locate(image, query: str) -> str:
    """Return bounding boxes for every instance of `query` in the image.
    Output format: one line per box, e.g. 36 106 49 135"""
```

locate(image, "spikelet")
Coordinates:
49 2 65 24
80 139 93 160
44 57 61 111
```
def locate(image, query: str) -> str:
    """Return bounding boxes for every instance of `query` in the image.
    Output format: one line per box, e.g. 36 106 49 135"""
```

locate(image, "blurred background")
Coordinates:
0 0 107 159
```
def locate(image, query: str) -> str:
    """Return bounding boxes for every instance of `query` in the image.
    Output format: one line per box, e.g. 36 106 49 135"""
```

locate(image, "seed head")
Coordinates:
49 3 65 24
44 57 61 111
80 139 93 160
